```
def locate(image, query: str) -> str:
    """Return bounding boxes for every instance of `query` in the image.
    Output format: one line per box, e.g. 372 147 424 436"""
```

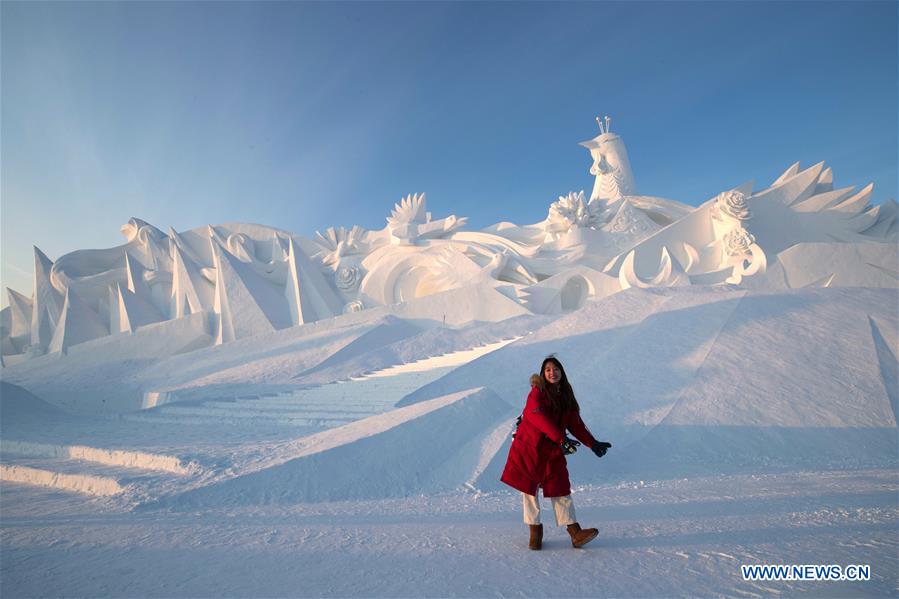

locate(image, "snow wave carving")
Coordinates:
619 247 688 290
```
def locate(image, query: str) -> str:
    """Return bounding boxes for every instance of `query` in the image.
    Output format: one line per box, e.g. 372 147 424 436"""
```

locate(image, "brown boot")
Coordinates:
566 522 598 548
528 524 543 550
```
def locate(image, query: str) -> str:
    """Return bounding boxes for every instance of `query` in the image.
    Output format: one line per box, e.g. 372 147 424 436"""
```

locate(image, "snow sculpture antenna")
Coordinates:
595 115 612 135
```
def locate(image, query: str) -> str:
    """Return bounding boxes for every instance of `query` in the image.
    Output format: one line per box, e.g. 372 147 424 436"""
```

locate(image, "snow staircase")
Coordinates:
0 441 201 498
125 338 520 431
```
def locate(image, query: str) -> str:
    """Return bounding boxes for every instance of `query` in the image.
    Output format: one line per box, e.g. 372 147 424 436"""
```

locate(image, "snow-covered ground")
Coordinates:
2 469 896 597
1 286 897 597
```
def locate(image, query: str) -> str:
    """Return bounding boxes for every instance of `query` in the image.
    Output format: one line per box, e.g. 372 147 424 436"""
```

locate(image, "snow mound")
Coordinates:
610 287 898 477
0 312 410 412
300 316 423 377
0 382 71 425
399 286 697 408
400 286 898 485
299 314 544 387
744 241 899 289
2 284 895 500
169 387 513 506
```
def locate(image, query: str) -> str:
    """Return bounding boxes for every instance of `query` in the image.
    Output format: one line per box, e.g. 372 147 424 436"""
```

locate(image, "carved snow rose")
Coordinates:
724 227 756 257
335 265 361 291
546 191 603 233
716 190 751 221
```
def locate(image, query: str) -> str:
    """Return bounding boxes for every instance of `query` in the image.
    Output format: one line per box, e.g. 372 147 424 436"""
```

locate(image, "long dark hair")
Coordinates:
539 355 580 416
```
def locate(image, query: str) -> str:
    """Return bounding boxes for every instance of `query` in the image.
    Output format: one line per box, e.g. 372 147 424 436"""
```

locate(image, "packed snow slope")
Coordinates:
402 286 898 485
1 285 895 507
1 286 897 598
0 309 541 413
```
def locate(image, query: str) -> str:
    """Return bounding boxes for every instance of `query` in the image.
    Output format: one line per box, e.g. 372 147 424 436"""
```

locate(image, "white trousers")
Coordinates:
522 491 576 526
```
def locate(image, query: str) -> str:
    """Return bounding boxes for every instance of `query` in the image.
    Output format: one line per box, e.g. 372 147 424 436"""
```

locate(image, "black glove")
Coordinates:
591 440 612 458
560 437 581 455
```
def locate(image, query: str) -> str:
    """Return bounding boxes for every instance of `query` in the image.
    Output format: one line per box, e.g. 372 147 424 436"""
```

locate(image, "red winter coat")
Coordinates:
500 383 597 497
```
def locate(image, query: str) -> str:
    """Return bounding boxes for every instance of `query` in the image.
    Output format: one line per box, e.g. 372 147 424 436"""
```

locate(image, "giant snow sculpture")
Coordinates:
2 116 896 364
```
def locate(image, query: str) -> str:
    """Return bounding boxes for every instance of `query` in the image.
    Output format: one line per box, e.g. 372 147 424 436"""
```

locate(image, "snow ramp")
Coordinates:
609 287 899 477
168 387 514 506
398 285 688 408
397 286 898 484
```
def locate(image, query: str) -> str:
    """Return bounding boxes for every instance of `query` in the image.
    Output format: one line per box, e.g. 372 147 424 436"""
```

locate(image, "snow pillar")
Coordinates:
285 237 344 326
48 287 109 354
30 247 63 351
210 240 288 345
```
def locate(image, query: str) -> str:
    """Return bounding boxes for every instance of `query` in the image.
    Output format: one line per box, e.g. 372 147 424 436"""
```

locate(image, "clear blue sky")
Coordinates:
2 1 897 306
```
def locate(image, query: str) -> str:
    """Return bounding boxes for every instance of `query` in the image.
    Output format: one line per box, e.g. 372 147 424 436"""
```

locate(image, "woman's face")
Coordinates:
544 362 561 385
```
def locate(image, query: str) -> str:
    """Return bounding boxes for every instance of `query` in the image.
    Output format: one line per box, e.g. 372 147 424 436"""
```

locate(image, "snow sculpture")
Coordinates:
47 287 109 354
112 281 164 333
385 193 467 246
706 189 767 284
4 289 32 354
579 115 637 202
285 238 344 326
2 116 896 362
714 190 752 221
312 226 368 268
170 243 210 318
545 191 605 238
29 247 62 354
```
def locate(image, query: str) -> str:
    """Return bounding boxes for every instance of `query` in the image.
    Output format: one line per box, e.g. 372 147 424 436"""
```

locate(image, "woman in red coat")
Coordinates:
500 355 612 550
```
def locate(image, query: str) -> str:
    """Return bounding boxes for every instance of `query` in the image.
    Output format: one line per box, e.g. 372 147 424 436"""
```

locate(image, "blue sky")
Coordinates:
2 1 897 306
